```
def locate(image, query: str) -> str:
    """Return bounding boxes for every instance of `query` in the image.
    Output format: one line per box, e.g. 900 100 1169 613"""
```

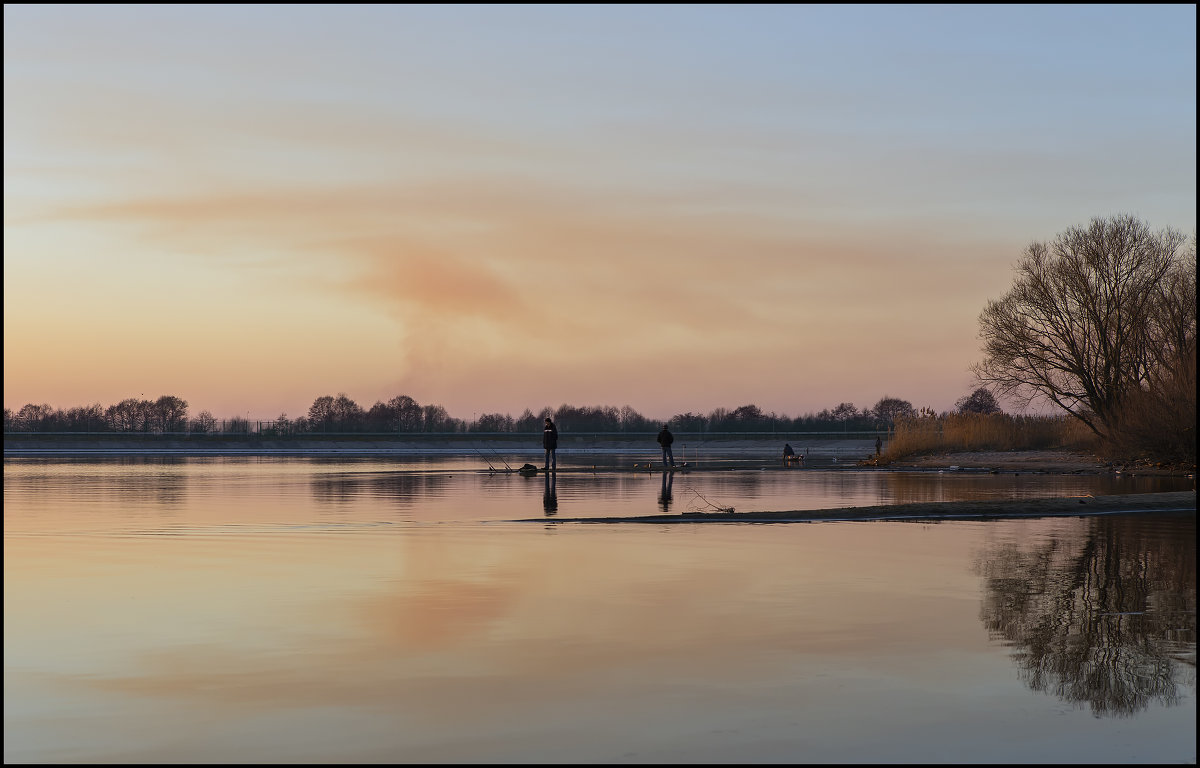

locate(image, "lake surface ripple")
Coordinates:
4 457 1195 763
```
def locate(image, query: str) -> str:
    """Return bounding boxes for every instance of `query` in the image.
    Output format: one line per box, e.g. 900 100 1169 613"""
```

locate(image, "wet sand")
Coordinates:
517 490 1196 524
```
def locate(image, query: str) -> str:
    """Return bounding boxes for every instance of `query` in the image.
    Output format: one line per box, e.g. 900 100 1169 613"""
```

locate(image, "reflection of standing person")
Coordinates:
543 471 558 515
543 417 558 470
875 435 882 456
658 470 674 513
656 424 675 467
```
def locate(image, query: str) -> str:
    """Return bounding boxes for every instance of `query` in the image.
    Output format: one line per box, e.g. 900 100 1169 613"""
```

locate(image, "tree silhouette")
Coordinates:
151 395 189 432
973 215 1191 441
871 396 915 426
955 388 1002 415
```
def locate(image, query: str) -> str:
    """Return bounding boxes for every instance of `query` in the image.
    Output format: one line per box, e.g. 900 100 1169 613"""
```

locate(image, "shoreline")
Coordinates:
5 437 1193 477
517 491 1197 524
0 436 889 465
4 442 1192 475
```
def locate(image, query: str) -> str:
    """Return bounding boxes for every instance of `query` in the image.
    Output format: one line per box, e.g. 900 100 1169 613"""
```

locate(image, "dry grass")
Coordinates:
1102 349 1197 467
882 413 1097 462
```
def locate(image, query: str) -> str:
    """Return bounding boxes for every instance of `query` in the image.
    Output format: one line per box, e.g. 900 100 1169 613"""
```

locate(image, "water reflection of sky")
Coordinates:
4 459 1195 763
2 456 1190 529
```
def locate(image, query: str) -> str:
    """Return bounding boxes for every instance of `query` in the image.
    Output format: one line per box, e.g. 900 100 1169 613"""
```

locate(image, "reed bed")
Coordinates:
882 413 1096 461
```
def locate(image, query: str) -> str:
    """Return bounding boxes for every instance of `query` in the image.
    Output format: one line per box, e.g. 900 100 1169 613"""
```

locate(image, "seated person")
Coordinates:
783 443 796 460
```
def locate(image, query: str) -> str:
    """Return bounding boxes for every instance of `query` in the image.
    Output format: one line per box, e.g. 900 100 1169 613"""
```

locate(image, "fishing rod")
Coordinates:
470 445 498 473
484 444 513 471
473 443 513 472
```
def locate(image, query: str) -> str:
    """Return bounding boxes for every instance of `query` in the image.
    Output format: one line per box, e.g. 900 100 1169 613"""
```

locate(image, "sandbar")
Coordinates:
516 490 1196 524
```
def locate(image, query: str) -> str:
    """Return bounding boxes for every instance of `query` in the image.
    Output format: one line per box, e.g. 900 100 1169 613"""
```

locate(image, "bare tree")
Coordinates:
830 402 859 422
954 388 1002 415
308 395 336 431
421 404 455 432
515 408 541 433
870 396 915 426
973 215 1189 440
670 411 706 432
728 404 765 429
474 412 513 432
1142 237 1196 392
106 398 150 432
366 401 393 431
1107 237 1197 461
388 395 423 432
191 410 217 434
151 395 189 433
270 412 292 436
330 393 364 431
66 403 105 432
16 403 53 431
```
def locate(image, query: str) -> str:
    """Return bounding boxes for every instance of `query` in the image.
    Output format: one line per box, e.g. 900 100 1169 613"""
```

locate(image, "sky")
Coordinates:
4 4 1196 423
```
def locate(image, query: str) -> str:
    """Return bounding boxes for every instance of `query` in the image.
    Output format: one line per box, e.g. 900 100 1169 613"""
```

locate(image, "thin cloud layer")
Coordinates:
4 5 1194 419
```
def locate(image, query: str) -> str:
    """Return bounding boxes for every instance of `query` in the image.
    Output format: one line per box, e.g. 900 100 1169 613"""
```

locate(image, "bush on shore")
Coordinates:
1102 357 1197 468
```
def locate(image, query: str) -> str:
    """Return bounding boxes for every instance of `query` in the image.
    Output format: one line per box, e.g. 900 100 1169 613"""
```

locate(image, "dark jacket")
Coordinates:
543 422 558 449
657 428 674 447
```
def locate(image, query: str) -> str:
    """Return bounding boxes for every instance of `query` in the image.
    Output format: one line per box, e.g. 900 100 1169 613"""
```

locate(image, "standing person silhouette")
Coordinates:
543 417 558 471
656 424 675 468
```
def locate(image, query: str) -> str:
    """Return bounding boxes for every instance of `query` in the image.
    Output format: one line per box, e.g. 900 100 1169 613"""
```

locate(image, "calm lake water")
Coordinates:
4 456 1195 763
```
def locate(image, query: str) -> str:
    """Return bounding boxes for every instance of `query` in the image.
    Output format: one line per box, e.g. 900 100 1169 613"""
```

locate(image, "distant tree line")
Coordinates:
3 390 1004 436
4 396 193 434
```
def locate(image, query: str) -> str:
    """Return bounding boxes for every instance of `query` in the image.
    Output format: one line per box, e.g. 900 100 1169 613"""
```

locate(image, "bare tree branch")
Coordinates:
972 215 1189 441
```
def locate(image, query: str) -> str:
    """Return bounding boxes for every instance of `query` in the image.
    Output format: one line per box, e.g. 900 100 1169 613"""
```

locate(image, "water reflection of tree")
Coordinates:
311 472 451 506
8 458 190 508
975 513 1196 718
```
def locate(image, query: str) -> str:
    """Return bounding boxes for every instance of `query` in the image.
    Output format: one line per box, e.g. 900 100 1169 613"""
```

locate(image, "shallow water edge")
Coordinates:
518 490 1197 523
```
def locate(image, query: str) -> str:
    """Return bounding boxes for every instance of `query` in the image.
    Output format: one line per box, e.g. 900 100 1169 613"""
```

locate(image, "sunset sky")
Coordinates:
4 4 1196 423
